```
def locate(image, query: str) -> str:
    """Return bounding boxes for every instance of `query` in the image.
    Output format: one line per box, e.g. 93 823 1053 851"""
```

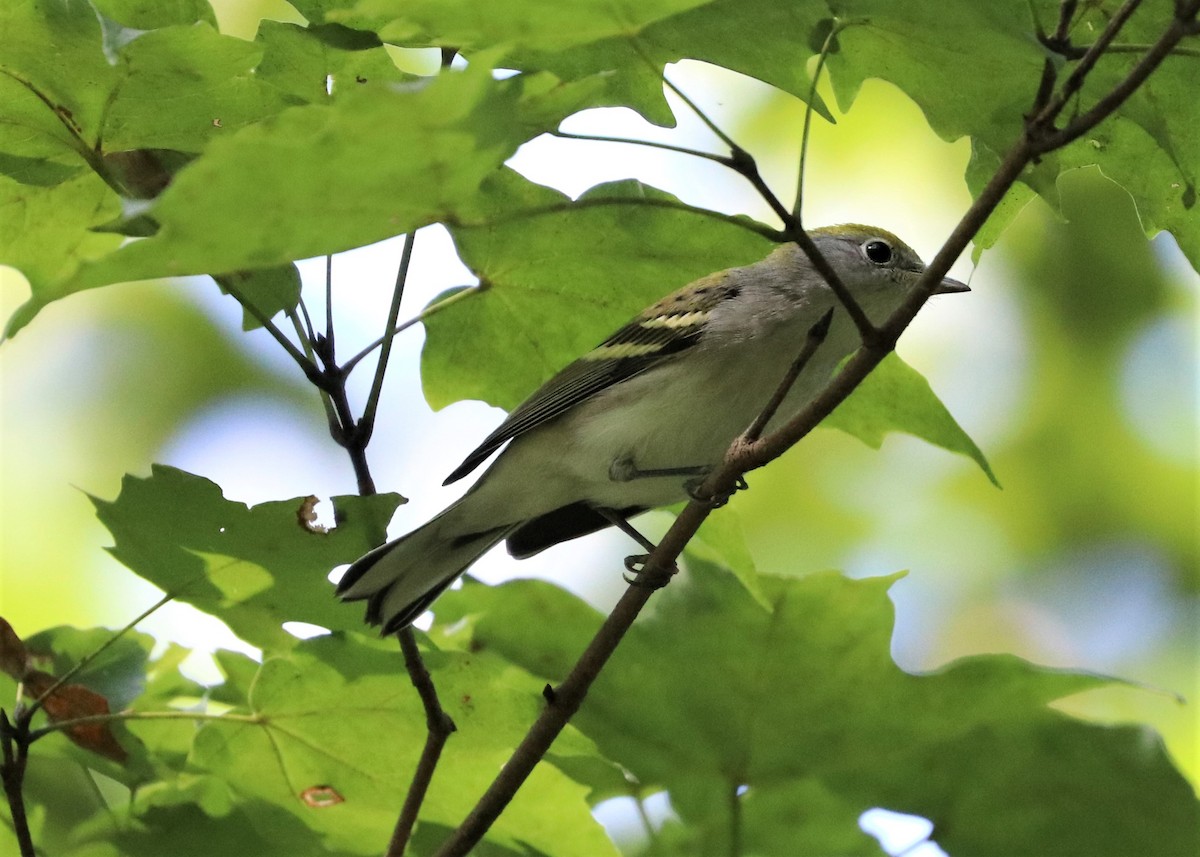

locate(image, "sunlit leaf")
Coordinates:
450 569 1197 856
92 465 403 650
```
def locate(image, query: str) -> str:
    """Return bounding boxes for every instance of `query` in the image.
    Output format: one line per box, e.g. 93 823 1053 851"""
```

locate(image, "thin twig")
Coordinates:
216 274 325 388
24 592 174 722
297 294 319 349
1031 0 1146 130
1037 4 1200 150
359 234 416 446
26 709 262 742
1106 41 1200 56
661 72 741 152
658 67 795 225
741 308 834 445
341 285 483 375
794 20 847 222
324 255 336 348
384 632 457 857
0 711 34 857
551 130 731 165
312 237 456 854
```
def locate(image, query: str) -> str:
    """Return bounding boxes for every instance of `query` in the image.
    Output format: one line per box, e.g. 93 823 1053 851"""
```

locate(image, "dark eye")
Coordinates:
863 240 893 265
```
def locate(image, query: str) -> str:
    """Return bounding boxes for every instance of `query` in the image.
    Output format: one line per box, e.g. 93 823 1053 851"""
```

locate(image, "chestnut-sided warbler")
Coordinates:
337 225 968 631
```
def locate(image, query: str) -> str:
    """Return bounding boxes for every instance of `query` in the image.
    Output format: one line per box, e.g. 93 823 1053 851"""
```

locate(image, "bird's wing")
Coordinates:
442 271 737 485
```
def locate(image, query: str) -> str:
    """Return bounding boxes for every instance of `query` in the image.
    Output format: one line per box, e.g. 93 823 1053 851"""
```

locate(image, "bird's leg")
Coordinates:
595 507 677 589
609 455 710 483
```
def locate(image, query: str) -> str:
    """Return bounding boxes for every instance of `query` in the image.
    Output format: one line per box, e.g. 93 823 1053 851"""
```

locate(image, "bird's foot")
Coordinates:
623 553 678 589
684 474 748 508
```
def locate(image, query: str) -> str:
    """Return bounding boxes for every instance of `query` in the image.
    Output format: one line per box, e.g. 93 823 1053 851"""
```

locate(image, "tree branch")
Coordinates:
0 710 34 857
384 632 457 857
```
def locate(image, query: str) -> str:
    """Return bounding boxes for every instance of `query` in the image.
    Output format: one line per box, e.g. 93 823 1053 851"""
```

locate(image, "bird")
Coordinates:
336 225 969 632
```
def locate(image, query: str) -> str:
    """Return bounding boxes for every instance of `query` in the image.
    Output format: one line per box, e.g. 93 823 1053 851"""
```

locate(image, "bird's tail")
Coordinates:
336 500 513 633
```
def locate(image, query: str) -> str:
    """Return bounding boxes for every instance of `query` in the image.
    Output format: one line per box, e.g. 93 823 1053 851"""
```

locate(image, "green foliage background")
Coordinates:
0 0 1196 855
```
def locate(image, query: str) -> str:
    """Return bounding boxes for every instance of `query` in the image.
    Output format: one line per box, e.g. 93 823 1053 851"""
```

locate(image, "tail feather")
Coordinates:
337 507 512 631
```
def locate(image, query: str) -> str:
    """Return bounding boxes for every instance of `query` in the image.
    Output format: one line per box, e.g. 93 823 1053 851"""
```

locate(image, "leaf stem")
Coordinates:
550 130 730 165
23 591 174 722
216 274 325 388
359 233 416 447
341 285 483 376
26 709 263 742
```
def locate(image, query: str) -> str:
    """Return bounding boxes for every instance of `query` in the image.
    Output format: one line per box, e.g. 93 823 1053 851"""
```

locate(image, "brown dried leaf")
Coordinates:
297 495 327 533
0 616 29 680
24 669 128 763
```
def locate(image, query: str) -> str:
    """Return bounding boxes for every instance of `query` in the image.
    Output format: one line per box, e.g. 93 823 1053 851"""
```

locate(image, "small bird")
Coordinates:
337 225 968 632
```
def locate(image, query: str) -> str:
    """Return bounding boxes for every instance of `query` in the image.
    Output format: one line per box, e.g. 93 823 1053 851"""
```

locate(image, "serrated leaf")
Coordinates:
825 352 999 486
191 633 618 856
318 0 833 126
449 569 1197 857
100 24 291 153
52 63 602 296
91 465 403 650
254 20 412 104
824 1 1199 270
425 169 775 410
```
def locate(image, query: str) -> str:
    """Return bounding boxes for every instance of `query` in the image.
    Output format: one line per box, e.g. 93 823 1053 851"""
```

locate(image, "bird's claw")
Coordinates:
622 554 677 589
684 474 748 508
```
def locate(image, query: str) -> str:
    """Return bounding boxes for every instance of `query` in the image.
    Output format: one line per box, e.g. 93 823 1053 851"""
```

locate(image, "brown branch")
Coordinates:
384 631 457 857
0 711 34 857
1037 3 1200 151
1031 0 1145 130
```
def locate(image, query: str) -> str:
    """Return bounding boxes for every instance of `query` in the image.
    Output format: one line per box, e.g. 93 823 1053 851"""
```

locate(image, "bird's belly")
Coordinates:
570 341 818 507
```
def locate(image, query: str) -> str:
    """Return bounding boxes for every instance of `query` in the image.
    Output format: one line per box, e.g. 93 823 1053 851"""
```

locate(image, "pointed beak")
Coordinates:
933 275 970 295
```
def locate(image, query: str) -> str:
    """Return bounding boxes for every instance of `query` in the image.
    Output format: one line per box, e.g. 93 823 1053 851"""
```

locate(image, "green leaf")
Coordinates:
826 352 999 486
0 170 124 339
314 0 832 126
449 569 1198 857
55 62 603 295
335 0 714 53
23 625 154 710
824 1 1200 270
685 506 767 609
424 170 775 410
91 0 217 29
191 633 618 856
0 0 120 143
216 265 303 330
91 465 404 651
254 20 413 104
100 24 292 153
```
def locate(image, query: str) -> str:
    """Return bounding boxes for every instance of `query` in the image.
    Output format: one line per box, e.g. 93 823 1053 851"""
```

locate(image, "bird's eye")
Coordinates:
863 240 893 265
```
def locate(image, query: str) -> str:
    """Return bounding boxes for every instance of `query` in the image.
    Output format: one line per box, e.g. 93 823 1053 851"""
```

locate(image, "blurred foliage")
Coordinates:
0 1 1197 856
